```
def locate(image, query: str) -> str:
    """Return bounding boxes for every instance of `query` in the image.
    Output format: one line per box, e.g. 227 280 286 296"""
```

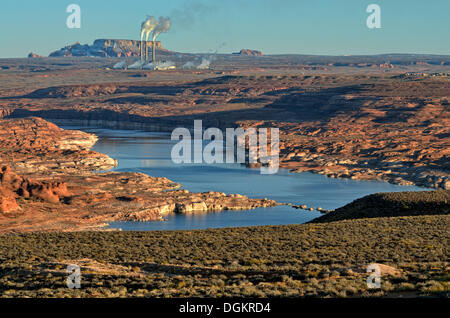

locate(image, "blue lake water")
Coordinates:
63 126 426 231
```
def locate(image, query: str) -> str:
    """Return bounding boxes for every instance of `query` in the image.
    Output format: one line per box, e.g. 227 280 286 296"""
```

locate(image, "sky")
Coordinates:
0 0 448 58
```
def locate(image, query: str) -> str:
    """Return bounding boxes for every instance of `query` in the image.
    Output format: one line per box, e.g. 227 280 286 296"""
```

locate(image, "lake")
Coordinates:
63 126 426 231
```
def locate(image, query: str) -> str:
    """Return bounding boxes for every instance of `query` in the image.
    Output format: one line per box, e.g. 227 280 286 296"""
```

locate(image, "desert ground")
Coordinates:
0 54 448 297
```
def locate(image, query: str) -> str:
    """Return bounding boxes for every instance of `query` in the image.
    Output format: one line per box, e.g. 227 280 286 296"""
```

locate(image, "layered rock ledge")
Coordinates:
0 118 277 233
0 117 117 174
2 72 448 190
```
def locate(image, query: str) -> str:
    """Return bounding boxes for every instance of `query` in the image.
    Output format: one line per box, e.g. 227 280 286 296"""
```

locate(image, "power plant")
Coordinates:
111 14 208 71
139 15 171 70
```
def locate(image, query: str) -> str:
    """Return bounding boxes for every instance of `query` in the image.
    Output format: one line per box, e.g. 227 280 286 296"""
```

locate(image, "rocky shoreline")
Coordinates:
1 70 447 191
45 117 449 190
0 118 277 233
0 59 449 233
0 117 117 174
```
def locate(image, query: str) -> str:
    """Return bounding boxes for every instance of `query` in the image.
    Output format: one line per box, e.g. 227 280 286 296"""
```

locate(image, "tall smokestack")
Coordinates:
139 28 145 62
139 19 147 63
152 41 156 66
140 16 158 64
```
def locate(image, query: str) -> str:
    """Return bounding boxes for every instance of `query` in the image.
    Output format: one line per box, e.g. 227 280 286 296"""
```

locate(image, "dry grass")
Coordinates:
0 214 448 297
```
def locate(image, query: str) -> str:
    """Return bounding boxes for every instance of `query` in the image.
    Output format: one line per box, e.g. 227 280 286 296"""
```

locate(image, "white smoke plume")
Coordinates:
158 60 175 68
182 54 216 70
142 16 158 40
151 17 171 64
140 16 158 62
182 61 196 69
113 60 127 69
142 63 154 70
128 60 144 69
143 61 175 70
197 56 216 69
193 43 223 69
152 17 171 41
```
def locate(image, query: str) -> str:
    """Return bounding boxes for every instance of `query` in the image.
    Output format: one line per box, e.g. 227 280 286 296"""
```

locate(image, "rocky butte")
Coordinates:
27 52 44 58
48 39 165 58
233 49 264 56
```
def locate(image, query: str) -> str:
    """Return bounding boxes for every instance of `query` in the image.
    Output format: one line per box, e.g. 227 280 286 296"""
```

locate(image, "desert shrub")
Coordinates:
0 215 447 297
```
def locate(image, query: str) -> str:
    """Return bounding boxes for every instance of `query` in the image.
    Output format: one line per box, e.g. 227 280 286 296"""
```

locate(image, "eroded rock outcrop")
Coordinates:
0 117 116 173
28 52 44 58
0 169 277 232
0 165 71 213
3 72 448 189
0 188 18 213
0 118 278 232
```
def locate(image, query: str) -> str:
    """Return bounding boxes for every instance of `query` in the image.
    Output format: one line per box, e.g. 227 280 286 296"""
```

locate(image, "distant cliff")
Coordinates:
28 52 44 58
49 39 165 58
233 49 264 56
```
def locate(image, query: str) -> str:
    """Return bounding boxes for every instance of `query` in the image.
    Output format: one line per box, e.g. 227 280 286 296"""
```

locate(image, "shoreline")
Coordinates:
1 68 448 193
47 117 441 190
0 118 278 234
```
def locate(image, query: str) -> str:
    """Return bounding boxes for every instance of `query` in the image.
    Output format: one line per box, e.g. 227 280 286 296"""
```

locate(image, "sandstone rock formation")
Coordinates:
49 39 164 58
0 168 277 232
0 117 277 232
3 73 448 189
0 58 449 233
233 49 264 56
28 52 43 58
0 117 117 173
0 165 71 213
0 187 18 213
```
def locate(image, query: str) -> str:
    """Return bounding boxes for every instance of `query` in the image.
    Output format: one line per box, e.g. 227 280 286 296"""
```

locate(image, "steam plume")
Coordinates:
152 17 171 65
128 60 144 69
143 60 175 70
197 56 214 69
152 17 171 41
113 60 127 69
182 61 196 69
140 16 158 63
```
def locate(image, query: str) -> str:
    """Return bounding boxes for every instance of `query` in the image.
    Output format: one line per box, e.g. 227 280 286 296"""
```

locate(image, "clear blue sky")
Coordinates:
0 0 448 58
